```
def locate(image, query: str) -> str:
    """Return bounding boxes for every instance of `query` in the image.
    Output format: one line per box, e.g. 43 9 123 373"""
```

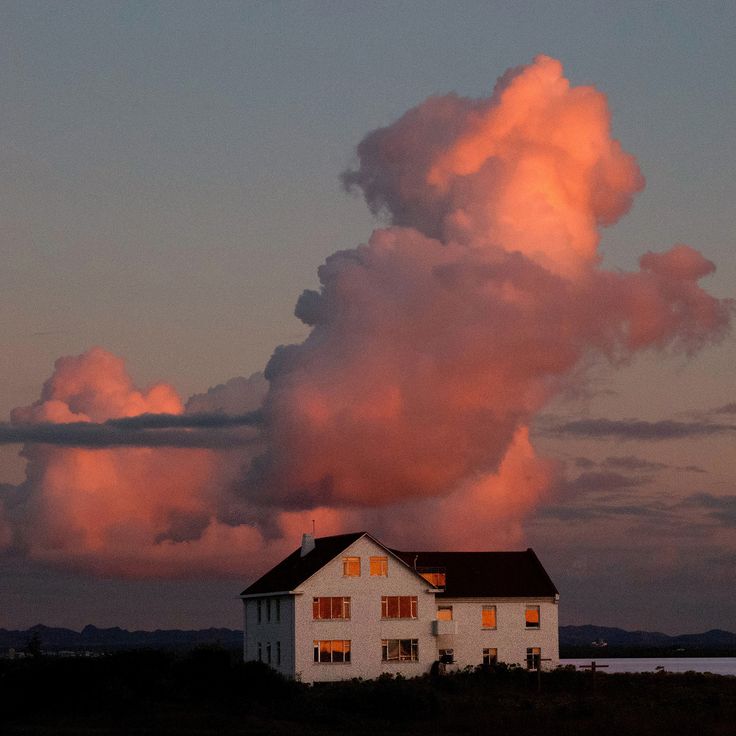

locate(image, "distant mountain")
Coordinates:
0 624 242 652
3 624 735 654
560 625 736 650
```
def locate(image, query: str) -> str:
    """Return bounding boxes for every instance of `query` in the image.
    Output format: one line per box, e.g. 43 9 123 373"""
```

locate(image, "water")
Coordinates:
560 657 736 675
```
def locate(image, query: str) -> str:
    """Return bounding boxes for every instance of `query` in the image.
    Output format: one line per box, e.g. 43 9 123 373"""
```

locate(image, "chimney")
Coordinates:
300 533 316 557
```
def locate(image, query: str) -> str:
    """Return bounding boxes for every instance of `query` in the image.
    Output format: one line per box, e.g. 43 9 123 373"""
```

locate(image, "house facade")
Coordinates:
240 531 559 683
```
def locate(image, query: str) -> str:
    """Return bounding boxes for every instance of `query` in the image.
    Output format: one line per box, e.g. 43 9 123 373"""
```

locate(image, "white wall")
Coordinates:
242 535 560 682
294 536 437 683
436 597 559 670
243 594 295 678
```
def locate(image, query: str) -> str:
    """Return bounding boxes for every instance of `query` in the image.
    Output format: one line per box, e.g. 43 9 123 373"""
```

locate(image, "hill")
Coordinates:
0 624 241 652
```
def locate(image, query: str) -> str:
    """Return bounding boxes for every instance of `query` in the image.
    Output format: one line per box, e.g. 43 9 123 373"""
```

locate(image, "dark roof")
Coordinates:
390 548 558 598
241 532 558 599
240 532 366 596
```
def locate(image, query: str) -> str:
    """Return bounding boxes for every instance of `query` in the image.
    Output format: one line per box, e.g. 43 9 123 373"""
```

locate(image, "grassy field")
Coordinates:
2 649 735 735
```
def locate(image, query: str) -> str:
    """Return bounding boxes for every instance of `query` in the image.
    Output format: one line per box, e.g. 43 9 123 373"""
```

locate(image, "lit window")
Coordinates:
436 606 453 621
313 640 351 663
312 596 351 620
525 605 540 629
382 639 419 662
526 647 541 670
482 648 498 666
381 596 417 619
418 569 446 588
370 556 388 576
343 556 361 576
482 605 497 629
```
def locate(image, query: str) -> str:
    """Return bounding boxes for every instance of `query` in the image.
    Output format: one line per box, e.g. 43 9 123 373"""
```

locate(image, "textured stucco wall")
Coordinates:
433 597 559 670
294 536 436 683
243 594 295 678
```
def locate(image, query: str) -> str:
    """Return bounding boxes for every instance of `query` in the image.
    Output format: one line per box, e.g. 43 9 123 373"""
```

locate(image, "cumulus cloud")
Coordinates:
1 56 731 577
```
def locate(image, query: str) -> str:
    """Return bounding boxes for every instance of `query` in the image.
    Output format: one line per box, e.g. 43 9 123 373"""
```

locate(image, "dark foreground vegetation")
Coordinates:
2 648 735 735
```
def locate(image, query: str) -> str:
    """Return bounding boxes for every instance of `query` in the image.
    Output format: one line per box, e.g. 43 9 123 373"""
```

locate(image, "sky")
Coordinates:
0 2 734 635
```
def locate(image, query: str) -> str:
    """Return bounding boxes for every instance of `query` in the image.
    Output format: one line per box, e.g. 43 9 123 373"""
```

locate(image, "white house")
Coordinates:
240 531 559 683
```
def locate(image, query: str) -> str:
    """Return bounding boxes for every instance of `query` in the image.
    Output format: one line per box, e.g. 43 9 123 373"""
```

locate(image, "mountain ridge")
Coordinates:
2 624 735 652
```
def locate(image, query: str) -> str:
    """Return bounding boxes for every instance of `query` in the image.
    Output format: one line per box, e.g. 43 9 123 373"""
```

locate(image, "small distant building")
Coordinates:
240 531 559 683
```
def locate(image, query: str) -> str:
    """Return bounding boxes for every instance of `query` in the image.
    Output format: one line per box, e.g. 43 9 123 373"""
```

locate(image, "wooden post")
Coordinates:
579 660 609 692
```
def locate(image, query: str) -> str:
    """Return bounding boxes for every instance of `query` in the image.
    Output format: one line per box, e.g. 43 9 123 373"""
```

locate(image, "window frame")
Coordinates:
526 647 541 671
482 647 498 666
342 556 361 577
525 605 541 629
481 604 497 629
312 596 352 620
380 595 418 619
313 639 352 664
381 638 419 662
436 605 453 621
369 555 388 576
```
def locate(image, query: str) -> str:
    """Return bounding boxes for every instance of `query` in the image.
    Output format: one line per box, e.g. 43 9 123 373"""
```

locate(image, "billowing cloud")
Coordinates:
1 56 730 578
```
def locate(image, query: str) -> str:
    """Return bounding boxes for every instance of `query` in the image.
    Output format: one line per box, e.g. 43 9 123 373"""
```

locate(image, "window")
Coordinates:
381 596 417 619
482 605 497 629
525 605 540 629
257 642 262 662
276 641 281 665
313 596 351 620
418 568 446 588
482 648 498 666
526 647 541 670
256 599 262 624
275 598 281 623
313 640 351 663
266 642 272 665
436 605 453 621
266 598 271 623
382 639 419 662
370 556 388 576
343 556 361 576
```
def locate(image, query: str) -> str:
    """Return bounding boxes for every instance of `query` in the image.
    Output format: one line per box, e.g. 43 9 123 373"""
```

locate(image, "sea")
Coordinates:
560 657 736 676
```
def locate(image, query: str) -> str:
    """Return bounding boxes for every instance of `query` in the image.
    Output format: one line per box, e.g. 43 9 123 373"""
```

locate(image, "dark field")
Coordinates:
2 649 735 735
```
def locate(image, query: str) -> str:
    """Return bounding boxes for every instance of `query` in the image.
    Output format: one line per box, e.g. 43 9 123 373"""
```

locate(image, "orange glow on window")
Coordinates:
370 556 388 576
525 605 540 627
436 606 453 621
343 556 360 576
419 571 446 587
482 606 496 628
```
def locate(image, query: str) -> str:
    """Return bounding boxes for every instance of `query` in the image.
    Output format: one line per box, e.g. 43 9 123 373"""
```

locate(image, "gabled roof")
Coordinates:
240 532 558 599
390 548 558 598
240 532 366 596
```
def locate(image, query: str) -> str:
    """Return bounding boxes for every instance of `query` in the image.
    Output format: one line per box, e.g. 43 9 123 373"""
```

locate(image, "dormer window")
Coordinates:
417 567 446 589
